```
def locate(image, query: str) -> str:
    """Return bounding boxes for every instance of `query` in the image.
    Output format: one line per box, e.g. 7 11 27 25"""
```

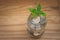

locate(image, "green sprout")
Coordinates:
29 4 46 18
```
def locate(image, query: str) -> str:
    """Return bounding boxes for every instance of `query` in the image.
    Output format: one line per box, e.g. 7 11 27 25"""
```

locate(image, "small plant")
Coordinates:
29 4 46 18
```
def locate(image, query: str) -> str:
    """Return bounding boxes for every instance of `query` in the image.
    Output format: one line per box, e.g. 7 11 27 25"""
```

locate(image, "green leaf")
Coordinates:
37 4 41 13
39 11 46 16
33 9 38 18
29 8 38 18
28 4 46 18
29 8 35 13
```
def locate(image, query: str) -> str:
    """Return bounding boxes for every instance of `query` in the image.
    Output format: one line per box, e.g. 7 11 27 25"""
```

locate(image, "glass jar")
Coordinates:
27 14 46 38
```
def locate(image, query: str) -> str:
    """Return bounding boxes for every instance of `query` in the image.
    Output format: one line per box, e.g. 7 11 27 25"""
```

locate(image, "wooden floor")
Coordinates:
0 0 60 40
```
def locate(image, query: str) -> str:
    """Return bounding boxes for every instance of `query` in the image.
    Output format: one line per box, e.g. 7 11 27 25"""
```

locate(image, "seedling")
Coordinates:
29 4 46 18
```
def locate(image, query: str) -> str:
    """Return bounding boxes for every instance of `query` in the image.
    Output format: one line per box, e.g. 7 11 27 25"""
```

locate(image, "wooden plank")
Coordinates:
0 16 60 25
0 39 59 40
47 16 60 24
0 29 60 35
0 30 60 39
0 34 60 39
0 0 58 8
0 6 59 16
36 0 58 7
0 24 60 31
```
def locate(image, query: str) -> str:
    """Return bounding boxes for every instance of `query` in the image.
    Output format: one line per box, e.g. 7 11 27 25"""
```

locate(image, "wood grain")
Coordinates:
0 0 60 40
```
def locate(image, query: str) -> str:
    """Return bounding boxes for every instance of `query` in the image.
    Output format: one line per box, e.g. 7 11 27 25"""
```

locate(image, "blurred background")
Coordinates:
0 0 60 40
